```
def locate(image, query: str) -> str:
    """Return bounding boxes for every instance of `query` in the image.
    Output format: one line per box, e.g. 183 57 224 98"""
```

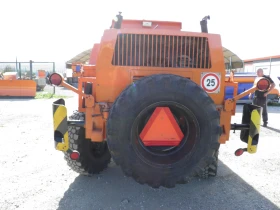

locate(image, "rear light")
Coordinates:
256 78 270 91
49 73 63 86
234 148 245 156
70 150 80 160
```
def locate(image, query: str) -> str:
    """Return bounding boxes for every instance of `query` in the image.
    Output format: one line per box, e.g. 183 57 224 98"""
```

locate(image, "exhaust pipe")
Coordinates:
200 15 210 33
113 12 123 29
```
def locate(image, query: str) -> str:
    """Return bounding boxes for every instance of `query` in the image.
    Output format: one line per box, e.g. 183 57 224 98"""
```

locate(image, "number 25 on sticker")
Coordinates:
201 73 220 93
206 78 216 87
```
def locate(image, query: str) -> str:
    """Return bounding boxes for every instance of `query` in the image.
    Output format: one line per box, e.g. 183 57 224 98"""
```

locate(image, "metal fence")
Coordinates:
0 61 55 79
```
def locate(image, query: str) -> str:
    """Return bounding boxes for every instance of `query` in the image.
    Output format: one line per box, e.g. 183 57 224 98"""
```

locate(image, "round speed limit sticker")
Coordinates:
201 73 221 93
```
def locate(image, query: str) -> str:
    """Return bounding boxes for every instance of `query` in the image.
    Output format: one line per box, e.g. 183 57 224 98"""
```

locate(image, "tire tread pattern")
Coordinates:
64 111 111 176
107 74 220 188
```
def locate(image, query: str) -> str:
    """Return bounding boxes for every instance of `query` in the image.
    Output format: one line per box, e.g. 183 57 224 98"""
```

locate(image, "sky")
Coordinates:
1 0 280 71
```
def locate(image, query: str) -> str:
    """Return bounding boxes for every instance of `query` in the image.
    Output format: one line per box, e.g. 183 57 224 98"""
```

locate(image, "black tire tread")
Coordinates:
107 74 220 188
197 149 219 179
64 111 111 176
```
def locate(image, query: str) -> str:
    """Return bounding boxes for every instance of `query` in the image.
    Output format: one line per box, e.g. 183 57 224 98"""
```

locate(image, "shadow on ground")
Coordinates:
58 161 279 210
0 97 34 101
235 104 280 114
266 126 280 133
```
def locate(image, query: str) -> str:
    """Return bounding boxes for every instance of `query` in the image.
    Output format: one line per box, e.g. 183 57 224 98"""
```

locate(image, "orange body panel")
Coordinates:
89 44 100 65
111 19 182 30
60 18 246 145
95 28 225 105
82 65 96 77
230 77 254 83
224 81 238 115
77 77 97 112
139 107 184 146
219 110 232 144
217 81 238 143
0 80 36 97
38 70 46 78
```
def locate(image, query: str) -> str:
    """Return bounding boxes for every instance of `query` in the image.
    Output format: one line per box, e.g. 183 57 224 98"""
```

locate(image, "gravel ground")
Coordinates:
0 89 280 210
40 84 77 97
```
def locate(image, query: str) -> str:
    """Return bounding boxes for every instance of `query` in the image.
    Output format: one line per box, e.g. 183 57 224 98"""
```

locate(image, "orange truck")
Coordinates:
49 13 272 188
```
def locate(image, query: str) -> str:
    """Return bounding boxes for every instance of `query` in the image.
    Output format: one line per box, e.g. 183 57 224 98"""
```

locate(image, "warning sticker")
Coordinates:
201 72 221 93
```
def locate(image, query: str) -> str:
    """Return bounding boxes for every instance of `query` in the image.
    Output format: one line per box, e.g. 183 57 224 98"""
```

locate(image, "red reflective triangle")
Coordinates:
139 107 184 146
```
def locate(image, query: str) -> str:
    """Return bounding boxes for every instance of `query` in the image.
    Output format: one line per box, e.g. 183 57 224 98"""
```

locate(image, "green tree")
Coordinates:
3 65 15 73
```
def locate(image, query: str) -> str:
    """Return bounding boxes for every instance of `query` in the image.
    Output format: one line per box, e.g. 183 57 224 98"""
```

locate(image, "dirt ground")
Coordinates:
0 88 280 210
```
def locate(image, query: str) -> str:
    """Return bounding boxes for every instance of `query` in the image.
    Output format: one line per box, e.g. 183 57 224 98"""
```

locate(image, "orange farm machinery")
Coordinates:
0 60 54 97
49 13 272 188
0 71 36 97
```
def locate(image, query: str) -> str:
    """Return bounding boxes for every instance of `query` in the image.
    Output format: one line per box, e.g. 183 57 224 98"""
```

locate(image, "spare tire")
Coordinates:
106 74 221 188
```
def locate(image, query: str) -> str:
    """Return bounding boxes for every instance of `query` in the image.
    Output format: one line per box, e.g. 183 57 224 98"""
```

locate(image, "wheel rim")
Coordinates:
131 101 200 165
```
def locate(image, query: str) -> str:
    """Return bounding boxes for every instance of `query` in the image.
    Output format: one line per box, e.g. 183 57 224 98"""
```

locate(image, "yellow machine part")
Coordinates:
52 99 69 152
0 80 36 97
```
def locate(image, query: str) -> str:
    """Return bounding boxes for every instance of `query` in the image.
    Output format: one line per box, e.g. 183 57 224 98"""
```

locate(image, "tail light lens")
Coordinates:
70 151 80 160
49 73 63 86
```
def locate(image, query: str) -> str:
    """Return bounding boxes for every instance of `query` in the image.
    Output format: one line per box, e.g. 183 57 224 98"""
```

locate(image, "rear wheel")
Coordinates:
106 74 221 188
64 111 111 175
198 149 219 179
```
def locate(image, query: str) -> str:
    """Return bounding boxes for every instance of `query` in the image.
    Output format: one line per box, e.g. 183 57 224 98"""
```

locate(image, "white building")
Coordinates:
243 55 280 82
242 56 280 94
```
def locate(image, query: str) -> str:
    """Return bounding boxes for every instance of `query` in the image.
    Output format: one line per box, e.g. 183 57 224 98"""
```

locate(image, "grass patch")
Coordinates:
35 92 72 99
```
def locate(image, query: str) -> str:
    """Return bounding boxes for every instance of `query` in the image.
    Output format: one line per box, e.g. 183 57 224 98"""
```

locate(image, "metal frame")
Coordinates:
0 61 55 79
